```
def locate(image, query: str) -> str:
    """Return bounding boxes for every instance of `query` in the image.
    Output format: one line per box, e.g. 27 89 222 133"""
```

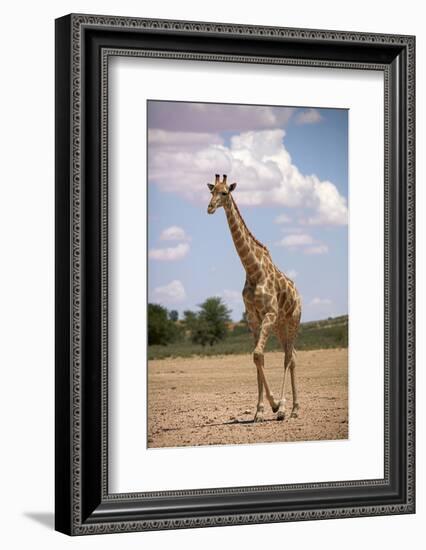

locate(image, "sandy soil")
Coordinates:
147 348 348 448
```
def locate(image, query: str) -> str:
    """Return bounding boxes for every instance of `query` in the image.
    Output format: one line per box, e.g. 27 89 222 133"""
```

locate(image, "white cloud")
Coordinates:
222 289 242 303
148 128 347 226
152 280 186 303
295 108 323 125
274 213 292 224
276 234 314 247
310 297 332 306
300 181 348 226
276 233 329 255
305 244 329 255
149 102 295 133
148 129 223 151
148 243 189 261
159 225 190 242
280 226 305 234
286 269 298 279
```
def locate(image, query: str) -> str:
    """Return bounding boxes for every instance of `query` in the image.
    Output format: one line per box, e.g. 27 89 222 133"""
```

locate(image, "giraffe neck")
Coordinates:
224 196 267 277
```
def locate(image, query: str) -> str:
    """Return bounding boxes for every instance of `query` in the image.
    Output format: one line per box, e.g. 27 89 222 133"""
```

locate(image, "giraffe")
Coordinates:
207 174 302 422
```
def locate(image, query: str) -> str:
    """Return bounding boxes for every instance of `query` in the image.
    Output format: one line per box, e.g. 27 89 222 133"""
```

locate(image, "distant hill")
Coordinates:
296 315 348 351
148 315 348 360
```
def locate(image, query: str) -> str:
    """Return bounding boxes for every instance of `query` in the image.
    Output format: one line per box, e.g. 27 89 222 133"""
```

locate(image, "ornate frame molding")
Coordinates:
55 14 415 536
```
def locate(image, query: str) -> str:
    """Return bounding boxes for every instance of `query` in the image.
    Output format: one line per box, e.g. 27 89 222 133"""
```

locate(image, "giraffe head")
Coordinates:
207 174 237 214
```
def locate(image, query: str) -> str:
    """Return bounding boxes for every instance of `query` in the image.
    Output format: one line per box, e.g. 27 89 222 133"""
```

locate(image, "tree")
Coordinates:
169 310 179 322
233 310 250 335
191 297 232 347
148 303 179 345
183 310 197 332
190 318 214 348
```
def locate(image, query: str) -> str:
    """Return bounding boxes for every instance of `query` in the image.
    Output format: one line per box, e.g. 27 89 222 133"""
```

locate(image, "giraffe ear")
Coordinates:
207 183 214 191
229 182 237 192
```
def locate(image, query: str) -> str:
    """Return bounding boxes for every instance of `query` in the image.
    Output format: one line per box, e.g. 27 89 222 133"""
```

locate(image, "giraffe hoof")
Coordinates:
290 405 299 418
276 410 286 421
271 398 281 413
254 412 264 423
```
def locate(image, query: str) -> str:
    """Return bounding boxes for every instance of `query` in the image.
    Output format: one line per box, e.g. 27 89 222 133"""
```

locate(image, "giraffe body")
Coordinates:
207 174 301 421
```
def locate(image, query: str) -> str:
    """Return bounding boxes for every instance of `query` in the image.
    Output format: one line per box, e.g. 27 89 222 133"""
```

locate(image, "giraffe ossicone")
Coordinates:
207 174 302 422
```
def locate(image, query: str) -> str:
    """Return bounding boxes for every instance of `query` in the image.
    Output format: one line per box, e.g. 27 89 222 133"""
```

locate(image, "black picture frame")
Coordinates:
55 13 415 536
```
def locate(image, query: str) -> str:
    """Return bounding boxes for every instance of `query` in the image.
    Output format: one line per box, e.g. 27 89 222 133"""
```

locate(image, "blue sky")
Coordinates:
147 101 348 322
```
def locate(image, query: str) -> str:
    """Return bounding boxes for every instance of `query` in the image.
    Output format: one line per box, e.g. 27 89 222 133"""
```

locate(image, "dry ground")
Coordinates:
147 348 348 448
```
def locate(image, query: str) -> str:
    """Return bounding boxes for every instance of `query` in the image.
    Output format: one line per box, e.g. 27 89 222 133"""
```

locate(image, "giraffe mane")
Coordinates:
231 195 270 253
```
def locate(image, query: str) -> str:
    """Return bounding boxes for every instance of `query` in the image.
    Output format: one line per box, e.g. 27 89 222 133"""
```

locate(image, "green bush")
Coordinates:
147 303 180 346
183 297 233 347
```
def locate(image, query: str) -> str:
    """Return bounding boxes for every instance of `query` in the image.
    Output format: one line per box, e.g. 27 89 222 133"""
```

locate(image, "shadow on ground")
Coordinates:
24 512 54 530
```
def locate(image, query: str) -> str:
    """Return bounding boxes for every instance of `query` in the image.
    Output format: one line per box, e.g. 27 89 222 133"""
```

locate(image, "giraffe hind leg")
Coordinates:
290 350 299 418
276 341 297 421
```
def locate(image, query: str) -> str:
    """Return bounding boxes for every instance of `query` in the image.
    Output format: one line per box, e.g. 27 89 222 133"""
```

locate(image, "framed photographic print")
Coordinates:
55 14 415 535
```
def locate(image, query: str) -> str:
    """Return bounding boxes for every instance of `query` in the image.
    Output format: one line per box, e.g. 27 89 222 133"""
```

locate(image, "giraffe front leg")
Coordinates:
290 358 299 418
243 301 265 422
254 367 265 422
276 344 296 421
247 311 264 422
253 311 278 414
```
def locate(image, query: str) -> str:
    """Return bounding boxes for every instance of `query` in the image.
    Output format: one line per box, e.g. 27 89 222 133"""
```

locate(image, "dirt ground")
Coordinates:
147 348 348 448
